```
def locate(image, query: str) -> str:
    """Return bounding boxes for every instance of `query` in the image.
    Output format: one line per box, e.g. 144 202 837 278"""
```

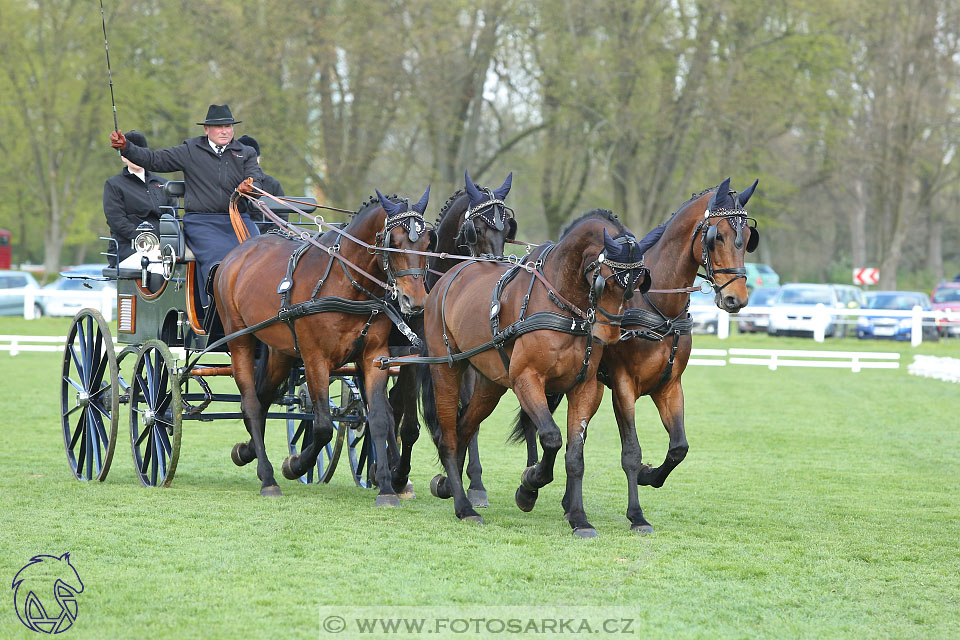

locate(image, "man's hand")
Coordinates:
109 130 126 150
236 177 255 195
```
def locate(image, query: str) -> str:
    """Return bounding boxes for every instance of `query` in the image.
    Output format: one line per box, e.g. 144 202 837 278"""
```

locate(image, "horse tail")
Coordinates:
253 340 285 405
417 362 442 446
507 393 563 443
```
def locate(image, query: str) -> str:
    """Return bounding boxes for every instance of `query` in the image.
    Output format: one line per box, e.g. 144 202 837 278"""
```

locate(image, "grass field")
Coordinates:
1 316 959 638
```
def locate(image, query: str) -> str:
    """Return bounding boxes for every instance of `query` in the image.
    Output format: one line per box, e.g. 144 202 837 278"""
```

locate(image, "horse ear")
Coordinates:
60 552 71 561
493 172 513 200
602 228 618 255
412 185 430 215
708 177 731 212
376 189 401 217
464 169 483 207
738 179 759 208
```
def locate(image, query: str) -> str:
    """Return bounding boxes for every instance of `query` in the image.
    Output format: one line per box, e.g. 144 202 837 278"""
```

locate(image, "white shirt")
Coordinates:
128 167 146 183
208 139 226 155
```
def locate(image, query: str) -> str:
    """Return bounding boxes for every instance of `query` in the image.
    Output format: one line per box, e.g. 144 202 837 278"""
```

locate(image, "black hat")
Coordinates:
197 104 241 126
237 135 260 156
125 130 148 148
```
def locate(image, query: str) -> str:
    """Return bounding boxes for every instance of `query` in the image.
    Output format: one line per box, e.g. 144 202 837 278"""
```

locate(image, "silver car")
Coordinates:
0 270 44 316
767 283 842 338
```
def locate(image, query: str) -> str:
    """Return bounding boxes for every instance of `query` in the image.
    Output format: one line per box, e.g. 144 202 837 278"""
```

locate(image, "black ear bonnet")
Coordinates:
704 177 760 254
376 186 431 243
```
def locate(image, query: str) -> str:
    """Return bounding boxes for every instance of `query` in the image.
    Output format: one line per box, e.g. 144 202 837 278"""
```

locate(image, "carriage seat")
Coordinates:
158 181 195 261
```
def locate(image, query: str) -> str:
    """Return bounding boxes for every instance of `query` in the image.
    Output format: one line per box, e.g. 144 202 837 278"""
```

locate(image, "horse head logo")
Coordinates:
12 553 84 634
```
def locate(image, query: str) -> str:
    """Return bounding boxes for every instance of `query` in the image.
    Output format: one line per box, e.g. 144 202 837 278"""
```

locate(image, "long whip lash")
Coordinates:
99 0 120 153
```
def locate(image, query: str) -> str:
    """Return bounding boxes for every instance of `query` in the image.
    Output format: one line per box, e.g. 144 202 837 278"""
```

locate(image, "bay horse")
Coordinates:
510 177 759 532
214 187 435 503
419 210 650 536
387 170 517 504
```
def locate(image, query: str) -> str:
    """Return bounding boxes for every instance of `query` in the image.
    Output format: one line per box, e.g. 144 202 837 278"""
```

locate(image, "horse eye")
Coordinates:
716 233 725 243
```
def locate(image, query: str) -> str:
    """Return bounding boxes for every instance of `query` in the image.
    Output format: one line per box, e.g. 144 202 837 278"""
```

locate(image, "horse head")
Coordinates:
375 187 435 314
696 177 759 313
456 169 517 257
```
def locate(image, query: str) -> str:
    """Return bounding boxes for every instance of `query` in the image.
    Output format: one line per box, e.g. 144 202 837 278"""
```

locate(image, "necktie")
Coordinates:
216 145 223 157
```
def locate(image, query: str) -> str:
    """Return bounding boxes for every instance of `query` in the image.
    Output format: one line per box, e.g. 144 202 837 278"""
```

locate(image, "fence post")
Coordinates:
23 290 35 320
717 310 729 339
911 305 923 347
813 303 826 343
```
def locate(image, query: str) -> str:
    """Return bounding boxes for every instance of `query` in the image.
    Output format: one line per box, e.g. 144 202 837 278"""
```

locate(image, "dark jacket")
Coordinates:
121 136 261 213
247 170 287 227
102 168 175 263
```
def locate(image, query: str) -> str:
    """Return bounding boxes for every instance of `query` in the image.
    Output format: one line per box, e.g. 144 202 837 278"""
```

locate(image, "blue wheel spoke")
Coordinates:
68 345 83 380
63 403 82 420
76 413 87 477
143 356 157 407
83 316 94 388
133 415 150 446
290 421 306 447
149 433 159 486
140 431 153 475
90 408 110 448
69 413 85 449
154 430 168 481
156 426 173 457
63 375 85 395
87 411 102 475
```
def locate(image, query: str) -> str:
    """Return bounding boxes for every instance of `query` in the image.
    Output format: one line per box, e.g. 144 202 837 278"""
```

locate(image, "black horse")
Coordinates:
386 170 517 502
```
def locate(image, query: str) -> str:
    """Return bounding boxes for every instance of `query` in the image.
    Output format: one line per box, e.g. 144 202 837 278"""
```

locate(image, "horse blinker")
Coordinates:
746 227 759 253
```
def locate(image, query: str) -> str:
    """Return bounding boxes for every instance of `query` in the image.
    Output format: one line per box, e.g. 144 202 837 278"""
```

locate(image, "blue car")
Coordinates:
856 291 939 341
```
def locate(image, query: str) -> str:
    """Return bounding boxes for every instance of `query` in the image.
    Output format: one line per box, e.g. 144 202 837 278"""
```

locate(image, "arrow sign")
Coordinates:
853 268 879 285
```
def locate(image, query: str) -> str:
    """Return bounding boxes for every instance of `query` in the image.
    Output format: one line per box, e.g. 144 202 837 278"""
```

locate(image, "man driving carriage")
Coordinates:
109 104 261 306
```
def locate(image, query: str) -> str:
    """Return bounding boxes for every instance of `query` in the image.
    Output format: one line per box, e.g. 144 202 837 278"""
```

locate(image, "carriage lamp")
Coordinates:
133 224 160 254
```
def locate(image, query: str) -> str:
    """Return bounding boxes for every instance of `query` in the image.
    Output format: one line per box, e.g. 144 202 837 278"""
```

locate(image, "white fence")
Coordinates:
701 305 947 346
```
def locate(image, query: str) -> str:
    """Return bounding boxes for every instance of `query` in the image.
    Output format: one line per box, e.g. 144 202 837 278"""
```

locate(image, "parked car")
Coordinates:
39 264 116 317
767 283 842 338
0 270 44 316
931 281 960 337
688 283 720 334
857 291 938 342
737 286 780 333
744 263 780 293
829 284 866 337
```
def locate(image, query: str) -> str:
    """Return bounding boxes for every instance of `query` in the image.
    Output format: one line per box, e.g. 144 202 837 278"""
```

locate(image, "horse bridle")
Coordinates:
459 191 517 255
375 209 433 297
691 210 759 294
584 247 651 325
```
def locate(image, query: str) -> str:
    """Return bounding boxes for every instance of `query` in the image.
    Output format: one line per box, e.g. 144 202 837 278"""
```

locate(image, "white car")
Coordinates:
767 283 842 338
688 287 721 334
39 264 116 317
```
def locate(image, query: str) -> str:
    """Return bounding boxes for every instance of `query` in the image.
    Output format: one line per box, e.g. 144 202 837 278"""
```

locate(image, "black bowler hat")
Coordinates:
125 130 148 148
237 134 260 156
197 104 241 126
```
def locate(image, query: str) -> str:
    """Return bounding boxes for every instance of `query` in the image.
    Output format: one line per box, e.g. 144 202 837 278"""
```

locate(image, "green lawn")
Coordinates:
1 317 958 638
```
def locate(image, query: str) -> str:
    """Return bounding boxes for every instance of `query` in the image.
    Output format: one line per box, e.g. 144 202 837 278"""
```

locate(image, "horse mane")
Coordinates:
434 188 466 226
559 208 627 239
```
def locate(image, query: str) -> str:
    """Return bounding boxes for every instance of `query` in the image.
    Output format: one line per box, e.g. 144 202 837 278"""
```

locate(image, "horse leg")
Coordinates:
561 379 604 537
389 365 419 497
281 363 333 483
459 368 488 508
232 346 295 467
230 336 281 497
610 380 653 533
360 365 403 507
512 373 563 513
638 381 688 488
440 374 506 522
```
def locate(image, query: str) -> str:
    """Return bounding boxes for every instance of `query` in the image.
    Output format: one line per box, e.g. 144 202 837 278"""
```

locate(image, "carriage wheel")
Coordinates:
60 309 119 481
129 340 182 487
342 375 375 488
284 377 345 484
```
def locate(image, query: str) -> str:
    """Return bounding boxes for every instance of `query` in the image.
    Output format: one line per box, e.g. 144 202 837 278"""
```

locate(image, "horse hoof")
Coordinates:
260 485 282 498
520 465 539 491
430 474 451 499
376 494 401 508
515 486 538 512
573 527 598 538
281 455 299 480
460 514 484 525
398 481 416 500
231 442 253 467
631 523 654 534
467 488 489 508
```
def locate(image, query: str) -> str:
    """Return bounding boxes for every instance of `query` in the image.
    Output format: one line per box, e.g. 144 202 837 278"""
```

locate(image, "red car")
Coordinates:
931 282 960 337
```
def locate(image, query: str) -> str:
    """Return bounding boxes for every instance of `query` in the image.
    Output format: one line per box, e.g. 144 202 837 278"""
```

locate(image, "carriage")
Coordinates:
59 180 381 489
